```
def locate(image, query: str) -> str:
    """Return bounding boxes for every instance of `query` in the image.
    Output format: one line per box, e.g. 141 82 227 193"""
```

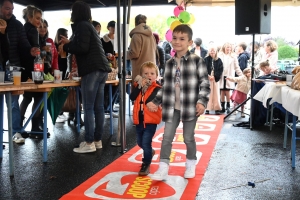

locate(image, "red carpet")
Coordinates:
61 115 224 200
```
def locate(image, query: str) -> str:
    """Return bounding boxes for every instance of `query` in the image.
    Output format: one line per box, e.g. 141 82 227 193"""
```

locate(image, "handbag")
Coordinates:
61 87 77 112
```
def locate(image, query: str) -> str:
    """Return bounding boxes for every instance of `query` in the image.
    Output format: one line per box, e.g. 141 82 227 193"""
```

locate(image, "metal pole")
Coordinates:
250 34 255 130
113 0 122 147
120 0 128 153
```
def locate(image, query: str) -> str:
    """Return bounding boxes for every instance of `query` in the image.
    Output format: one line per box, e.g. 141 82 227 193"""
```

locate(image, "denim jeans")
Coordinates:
81 70 107 143
136 123 157 165
5 94 22 134
160 109 197 164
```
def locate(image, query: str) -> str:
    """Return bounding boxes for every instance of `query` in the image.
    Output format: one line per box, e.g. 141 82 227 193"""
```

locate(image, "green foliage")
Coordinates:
278 45 298 60
147 15 168 42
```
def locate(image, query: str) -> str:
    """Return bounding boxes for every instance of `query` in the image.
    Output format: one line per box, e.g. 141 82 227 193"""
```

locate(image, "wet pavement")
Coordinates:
1 107 300 200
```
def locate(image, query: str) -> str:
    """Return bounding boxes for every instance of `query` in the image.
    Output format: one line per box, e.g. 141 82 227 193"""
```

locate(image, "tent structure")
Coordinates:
13 0 299 10
11 0 300 152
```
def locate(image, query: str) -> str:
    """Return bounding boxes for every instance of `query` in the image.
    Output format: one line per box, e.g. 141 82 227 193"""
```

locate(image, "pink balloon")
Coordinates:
165 29 173 42
174 6 184 17
171 48 176 57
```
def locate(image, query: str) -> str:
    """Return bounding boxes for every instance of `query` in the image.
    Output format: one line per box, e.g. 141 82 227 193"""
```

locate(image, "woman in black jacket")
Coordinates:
61 1 112 153
20 5 48 135
204 45 223 115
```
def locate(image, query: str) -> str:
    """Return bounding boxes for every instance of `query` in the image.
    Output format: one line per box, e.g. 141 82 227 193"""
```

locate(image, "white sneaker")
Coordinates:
151 162 169 181
114 103 120 108
13 132 25 144
241 113 245 118
73 142 96 153
94 140 102 149
56 115 67 123
184 159 196 178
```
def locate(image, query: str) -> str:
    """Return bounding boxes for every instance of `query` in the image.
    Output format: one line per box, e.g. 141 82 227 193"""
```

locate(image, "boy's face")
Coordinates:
142 67 157 83
171 31 192 54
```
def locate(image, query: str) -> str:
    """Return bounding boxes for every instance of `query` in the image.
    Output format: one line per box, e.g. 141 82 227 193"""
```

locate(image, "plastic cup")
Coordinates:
13 71 21 85
0 71 4 83
54 70 62 83
31 71 35 81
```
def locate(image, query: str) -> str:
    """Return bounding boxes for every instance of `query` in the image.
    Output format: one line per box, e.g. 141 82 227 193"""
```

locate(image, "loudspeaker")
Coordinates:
235 0 271 35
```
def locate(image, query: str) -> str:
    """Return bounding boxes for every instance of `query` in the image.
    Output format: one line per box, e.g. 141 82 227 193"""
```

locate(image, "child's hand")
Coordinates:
196 103 205 116
208 75 215 81
147 102 158 112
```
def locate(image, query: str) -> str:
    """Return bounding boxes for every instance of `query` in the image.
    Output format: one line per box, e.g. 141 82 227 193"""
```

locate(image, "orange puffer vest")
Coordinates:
133 82 162 126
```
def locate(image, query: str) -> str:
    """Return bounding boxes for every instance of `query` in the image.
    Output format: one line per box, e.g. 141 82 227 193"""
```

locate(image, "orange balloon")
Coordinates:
170 20 181 31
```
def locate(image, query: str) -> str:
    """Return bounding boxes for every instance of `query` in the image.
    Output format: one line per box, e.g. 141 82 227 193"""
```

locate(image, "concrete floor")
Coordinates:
1 107 300 200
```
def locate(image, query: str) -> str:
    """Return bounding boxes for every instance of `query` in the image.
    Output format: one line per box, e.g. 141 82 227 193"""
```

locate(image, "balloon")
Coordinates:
188 13 195 24
167 16 177 26
171 48 176 57
165 29 173 42
170 20 181 31
174 6 184 17
178 11 190 24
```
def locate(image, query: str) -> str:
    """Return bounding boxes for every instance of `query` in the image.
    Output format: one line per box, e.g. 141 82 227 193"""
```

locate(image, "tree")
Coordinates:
278 45 298 60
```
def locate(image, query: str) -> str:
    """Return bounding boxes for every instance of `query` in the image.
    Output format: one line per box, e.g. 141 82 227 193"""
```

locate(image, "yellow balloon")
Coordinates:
170 20 181 31
188 13 195 24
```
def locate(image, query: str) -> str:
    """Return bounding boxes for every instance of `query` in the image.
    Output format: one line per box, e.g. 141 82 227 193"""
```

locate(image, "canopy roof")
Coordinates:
13 0 298 11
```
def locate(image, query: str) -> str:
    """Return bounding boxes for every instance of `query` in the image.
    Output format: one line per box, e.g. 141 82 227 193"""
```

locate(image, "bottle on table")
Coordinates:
33 51 44 84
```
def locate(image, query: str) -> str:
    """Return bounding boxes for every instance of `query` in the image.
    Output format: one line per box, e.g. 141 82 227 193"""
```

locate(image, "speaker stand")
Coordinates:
224 34 255 130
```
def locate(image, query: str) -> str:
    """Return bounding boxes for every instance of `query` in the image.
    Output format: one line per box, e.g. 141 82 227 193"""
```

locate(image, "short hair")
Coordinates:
264 40 278 52
135 14 147 26
194 38 202 46
55 28 68 44
173 24 193 41
107 20 115 28
259 60 270 69
238 42 247 51
0 0 14 7
140 61 159 77
22 5 42 23
92 20 101 28
71 1 92 23
243 67 251 75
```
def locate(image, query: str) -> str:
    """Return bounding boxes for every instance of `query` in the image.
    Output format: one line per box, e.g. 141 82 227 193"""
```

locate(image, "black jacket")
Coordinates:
238 51 250 71
204 56 223 82
0 15 31 68
156 45 165 73
22 22 39 81
190 47 208 58
63 21 111 77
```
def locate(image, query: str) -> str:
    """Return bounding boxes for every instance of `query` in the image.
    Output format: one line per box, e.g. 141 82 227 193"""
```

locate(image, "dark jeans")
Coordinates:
5 95 21 134
136 123 157 165
81 70 107 143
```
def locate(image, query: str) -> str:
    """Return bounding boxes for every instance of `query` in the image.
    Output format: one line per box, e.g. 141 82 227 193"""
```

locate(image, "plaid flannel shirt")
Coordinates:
152 51 210 122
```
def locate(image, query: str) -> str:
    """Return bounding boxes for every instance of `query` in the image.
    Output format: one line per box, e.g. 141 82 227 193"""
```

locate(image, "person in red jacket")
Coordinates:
130 61 162 176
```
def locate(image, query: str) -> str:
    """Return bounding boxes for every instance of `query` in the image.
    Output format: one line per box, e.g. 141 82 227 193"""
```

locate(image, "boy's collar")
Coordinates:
173 51 191 61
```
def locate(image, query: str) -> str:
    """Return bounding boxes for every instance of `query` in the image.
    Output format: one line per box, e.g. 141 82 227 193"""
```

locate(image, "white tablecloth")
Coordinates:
253 82 286 107
281 86 300 118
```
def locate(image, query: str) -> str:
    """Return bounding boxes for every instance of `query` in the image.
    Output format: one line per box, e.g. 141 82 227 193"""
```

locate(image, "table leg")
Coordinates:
43 92 47 162
291 115 296 168
265 103 270 125
76 87 80 133
7 92 14 176
270 103 274 131
109 84 113 135
283 110 288 149
0 94 3 158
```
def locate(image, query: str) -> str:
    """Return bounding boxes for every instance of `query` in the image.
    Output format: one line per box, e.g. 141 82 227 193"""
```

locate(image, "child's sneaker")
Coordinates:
151 162 169 181
139 163 150 176
241 112 245 118
184 159 196 178
94 140 102 149
73 142 96 153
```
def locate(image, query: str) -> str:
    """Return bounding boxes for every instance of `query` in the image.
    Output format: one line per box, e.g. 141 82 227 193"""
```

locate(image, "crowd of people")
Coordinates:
0 0 280 180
